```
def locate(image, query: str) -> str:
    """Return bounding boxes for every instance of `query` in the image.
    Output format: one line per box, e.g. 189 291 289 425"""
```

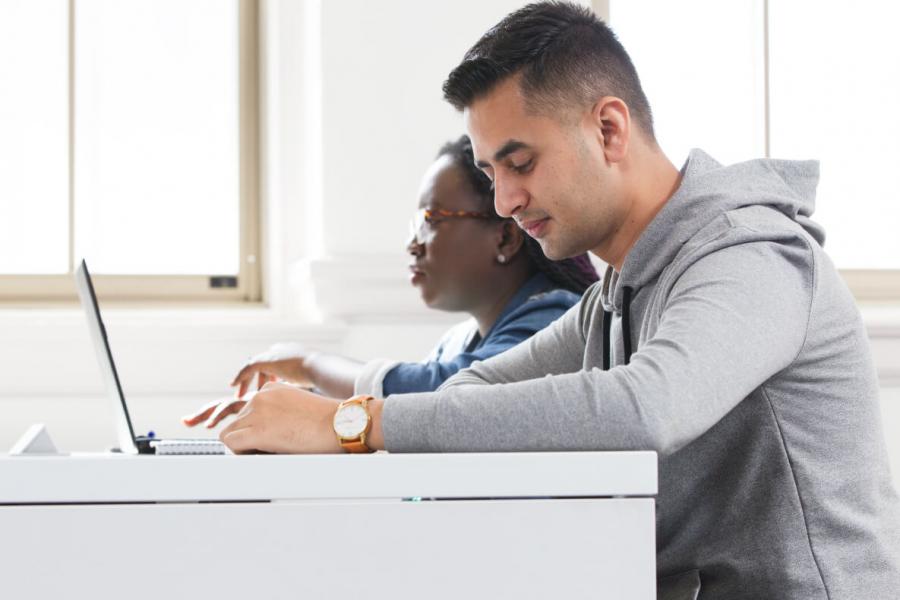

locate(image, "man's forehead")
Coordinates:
464 116 543 169
463 77 531 163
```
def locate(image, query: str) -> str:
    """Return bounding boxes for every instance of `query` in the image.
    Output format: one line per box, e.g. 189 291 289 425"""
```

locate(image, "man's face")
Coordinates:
464 76 627 260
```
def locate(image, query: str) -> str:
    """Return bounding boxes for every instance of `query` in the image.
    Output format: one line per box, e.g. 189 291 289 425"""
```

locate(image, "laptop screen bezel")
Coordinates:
74 259 139 454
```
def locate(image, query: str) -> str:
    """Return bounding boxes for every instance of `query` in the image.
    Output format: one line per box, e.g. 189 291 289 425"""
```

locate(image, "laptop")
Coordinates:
75 259 228 455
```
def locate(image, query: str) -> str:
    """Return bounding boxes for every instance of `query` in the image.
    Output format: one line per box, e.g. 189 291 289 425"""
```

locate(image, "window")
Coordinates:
0 0 260 302
610 0 900 300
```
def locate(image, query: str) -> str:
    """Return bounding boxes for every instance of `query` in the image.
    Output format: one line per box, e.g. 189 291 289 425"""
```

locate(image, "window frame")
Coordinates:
841 271 900 302
0 0 261 305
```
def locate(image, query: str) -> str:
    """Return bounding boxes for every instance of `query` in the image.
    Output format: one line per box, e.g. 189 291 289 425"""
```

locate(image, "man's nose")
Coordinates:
493 176 527 218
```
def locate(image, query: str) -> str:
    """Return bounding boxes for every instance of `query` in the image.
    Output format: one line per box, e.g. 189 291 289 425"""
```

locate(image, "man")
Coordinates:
215 2 900 598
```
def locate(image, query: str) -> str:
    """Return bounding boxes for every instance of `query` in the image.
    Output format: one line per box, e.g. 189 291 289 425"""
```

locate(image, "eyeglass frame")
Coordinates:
408 208 503 245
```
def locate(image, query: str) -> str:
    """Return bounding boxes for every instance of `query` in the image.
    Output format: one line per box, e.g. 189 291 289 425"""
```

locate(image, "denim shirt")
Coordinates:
359 273 581 397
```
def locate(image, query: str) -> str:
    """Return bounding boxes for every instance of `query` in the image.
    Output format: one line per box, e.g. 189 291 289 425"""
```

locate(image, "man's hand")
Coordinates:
217 382 344 454
182 396 249 429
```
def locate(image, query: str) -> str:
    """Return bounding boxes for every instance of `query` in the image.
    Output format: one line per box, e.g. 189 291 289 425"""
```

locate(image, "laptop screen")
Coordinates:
74 259 140 454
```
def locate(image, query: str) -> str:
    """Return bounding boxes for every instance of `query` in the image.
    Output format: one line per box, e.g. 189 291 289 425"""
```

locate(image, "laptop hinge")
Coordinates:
134 436 157 455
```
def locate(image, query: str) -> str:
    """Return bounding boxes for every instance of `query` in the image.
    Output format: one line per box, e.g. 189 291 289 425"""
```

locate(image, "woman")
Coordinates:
183 135 598 428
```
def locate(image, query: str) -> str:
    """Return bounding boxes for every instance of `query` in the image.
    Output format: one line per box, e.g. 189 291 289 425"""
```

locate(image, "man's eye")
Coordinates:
511 159 534 174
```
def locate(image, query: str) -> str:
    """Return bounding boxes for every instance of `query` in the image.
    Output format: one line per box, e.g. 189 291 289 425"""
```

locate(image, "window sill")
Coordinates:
859 304 900 338
0 306 346 344
2 300 899 339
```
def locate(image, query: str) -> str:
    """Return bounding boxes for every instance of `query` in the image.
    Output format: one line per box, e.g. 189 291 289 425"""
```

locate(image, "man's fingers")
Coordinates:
220 426 259 454
206 399 247 428
181 406 214 427
181 399 224 427
256 371 268 391
218 401 262 453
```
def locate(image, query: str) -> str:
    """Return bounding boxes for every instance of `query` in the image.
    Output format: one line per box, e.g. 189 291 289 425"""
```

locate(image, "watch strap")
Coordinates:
341 437 371 454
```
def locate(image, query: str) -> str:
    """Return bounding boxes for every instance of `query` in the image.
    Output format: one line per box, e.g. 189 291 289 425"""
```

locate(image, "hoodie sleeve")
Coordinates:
382 239 813 454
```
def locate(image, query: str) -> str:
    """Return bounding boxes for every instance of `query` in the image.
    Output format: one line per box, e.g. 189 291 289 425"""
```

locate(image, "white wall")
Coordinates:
0 0 897 491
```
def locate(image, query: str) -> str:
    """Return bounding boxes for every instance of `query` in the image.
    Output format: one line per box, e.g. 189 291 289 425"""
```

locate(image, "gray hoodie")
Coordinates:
382 149 900 599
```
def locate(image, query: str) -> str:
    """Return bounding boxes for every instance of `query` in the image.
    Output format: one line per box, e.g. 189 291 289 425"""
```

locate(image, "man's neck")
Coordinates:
596 148 682 272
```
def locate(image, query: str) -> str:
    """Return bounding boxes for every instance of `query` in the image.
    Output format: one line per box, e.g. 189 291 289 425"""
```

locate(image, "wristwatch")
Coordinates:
333 395 374 453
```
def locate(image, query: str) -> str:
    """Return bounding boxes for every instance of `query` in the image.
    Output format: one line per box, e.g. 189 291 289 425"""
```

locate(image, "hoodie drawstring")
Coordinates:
602 310 611 371
622 286 634 365
602 286 635 370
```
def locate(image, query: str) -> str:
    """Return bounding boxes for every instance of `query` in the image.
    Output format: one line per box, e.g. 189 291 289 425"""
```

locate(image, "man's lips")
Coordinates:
519 217 550 238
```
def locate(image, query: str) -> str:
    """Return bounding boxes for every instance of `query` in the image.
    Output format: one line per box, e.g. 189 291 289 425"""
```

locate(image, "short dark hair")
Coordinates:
442 1 655 138
438 135 599 295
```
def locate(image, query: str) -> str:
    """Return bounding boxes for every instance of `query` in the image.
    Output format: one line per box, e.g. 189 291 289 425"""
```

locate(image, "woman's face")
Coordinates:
407 155 505 312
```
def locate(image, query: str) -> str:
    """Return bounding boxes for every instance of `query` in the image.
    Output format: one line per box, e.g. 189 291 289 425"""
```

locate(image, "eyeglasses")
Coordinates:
408 208 498 245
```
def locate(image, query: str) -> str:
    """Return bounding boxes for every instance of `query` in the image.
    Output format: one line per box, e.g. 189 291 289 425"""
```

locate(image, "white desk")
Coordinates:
0 452 656 599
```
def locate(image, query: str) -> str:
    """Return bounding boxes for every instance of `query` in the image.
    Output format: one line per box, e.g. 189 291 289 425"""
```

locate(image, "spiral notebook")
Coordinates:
150 439 229 455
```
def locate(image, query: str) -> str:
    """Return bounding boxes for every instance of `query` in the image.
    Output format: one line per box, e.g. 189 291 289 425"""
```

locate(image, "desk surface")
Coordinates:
0 451 657 503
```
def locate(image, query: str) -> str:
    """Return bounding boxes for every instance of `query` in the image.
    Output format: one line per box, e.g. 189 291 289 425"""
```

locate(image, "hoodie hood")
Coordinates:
608 148 823 305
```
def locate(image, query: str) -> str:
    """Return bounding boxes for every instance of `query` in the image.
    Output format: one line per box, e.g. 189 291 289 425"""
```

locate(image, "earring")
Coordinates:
497 254 507 264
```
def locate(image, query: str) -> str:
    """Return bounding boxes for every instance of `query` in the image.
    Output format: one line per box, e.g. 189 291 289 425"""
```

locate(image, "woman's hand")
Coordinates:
230 342 312 397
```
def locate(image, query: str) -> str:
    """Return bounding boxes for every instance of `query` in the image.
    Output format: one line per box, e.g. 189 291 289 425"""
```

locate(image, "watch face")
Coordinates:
334 403 368 438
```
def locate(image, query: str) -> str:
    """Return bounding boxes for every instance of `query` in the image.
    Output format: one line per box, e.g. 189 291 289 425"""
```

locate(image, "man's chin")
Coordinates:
538 237 589 262
535 238 566 261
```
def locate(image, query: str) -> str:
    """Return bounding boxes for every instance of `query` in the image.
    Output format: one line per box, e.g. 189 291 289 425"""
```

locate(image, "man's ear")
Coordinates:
588 96 630 163
497 220 526 261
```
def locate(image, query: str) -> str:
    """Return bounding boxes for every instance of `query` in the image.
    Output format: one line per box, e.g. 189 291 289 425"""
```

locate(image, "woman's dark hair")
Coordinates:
443 1 654 139
438 135 599 295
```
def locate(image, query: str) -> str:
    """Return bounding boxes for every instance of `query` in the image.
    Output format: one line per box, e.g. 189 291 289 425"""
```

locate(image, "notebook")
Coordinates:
75 259 228 455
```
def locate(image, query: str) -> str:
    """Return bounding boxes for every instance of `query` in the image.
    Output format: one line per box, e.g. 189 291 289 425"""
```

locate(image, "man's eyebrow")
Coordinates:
474 140 531 169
